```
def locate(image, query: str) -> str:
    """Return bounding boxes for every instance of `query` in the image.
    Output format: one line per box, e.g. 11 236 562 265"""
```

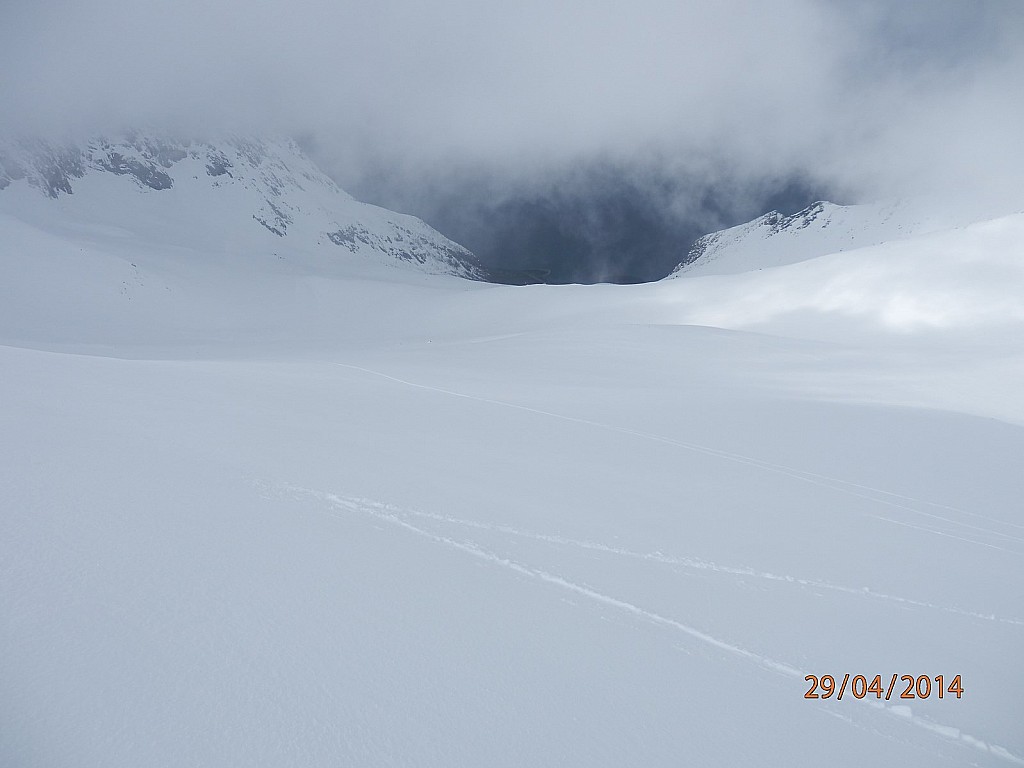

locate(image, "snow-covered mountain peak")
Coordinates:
668 199 949 278
0 133 483 279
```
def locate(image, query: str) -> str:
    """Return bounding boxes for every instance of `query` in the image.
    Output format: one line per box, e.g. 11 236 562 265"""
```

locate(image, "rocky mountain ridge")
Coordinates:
670 200 949 278
0 134 484 279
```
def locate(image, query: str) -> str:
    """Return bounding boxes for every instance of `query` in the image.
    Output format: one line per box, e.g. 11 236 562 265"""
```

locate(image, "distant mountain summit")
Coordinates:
0 133 484 279
669 200 949 278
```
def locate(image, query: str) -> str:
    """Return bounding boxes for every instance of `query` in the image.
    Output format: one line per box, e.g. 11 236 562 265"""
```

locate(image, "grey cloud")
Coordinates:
2 0 1022 278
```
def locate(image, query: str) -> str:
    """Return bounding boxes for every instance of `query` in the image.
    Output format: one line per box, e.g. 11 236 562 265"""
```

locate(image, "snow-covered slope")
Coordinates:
0 134 483 279
670 200 949 277
652 212 1024 344
2 189 1024 767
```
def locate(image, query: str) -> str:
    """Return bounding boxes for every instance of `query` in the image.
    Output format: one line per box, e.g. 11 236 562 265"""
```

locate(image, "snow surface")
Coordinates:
2 186 1023 766
0 135 483 279
670 200 955 278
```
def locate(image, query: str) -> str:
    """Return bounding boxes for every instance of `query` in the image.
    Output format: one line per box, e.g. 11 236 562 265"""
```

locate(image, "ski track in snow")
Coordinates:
335 363 1024 555
273 482 1024 767
328 495 1024 629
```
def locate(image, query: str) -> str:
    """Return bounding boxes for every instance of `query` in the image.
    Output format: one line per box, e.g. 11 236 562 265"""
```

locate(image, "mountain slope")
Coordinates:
0 134 483 279
670 200 950 278
3 144 1024 768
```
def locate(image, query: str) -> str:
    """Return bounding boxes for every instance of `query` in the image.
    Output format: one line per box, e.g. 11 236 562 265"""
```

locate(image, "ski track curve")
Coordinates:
273 482 1024 767
335 362 1024 555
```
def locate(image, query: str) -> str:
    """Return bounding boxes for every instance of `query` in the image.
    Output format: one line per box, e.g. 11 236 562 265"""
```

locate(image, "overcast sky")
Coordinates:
3 0 1022 280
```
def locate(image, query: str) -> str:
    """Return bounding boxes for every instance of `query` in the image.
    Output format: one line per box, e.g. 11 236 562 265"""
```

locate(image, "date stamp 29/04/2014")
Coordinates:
804 674 963 701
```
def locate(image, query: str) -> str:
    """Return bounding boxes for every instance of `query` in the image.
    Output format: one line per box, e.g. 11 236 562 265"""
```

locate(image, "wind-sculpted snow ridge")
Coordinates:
0 133 484 279
670 200 949 278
